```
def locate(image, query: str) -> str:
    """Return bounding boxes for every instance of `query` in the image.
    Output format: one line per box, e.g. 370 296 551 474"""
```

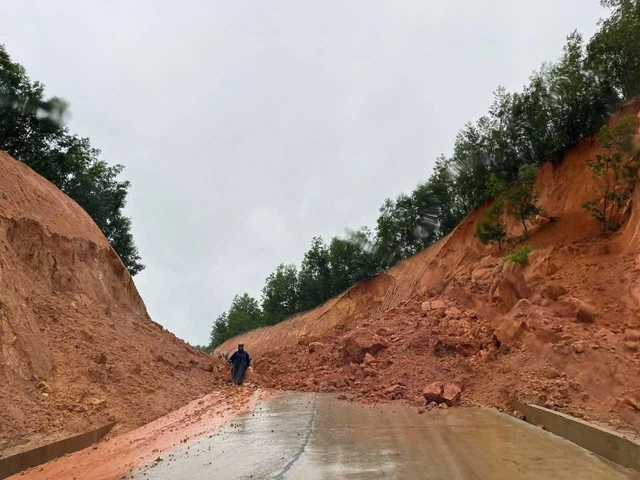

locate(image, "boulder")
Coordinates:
423 382 462 406
493 320 529 346
576 308 595 324
385 384 404 393
564 297 596 323
442 384 462 406
434 338 483 358
471 259 497 286
624 342 639 352
423 382 444 403
421 299 447 312
363 353 376 365
342 330 388 363
541 283 567 301
494 280 519 310
446 306 462 317
624 329 640 342
308 342 324 353
530 293 551 307
493 263 531 310
384 384 405 397
551 300 579 318
376 327 393 337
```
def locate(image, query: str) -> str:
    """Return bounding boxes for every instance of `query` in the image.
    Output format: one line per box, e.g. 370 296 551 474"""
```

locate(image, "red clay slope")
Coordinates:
0 152 224 455
220 100 640 433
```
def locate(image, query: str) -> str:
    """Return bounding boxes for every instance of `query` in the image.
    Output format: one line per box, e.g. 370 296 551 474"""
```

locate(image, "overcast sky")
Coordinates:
4 1 607 345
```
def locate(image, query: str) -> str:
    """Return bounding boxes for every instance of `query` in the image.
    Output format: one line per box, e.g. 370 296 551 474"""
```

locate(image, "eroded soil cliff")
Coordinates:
0 152 222 454
221 101 640 436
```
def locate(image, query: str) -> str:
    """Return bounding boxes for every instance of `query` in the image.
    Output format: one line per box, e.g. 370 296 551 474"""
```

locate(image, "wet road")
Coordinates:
129 392 640 480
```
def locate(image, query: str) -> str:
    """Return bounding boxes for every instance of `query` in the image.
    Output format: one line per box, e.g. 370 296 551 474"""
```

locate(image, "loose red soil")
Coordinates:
0 152 227 455
11 385 267 480
222 102 640 438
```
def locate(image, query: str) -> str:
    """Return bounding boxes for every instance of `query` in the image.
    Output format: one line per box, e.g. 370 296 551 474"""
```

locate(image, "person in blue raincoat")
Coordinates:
228 343 251 385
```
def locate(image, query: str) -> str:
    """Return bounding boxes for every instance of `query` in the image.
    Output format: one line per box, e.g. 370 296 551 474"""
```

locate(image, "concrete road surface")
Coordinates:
128 392 640 480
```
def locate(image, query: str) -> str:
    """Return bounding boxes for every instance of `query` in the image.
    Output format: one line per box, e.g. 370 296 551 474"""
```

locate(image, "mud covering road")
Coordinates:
11 388 266 480
128 392 639 480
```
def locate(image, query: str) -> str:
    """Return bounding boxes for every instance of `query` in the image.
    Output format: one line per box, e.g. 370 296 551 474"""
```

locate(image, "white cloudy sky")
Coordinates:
3 1 607 345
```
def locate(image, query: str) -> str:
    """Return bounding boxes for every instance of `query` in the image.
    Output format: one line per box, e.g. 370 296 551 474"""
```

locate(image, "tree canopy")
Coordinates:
583 115 640 231
0 45 144 275
205 4 640 349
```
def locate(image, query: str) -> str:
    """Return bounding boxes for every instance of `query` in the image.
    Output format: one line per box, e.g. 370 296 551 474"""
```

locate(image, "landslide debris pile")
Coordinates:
256 292 639 424
225 104 640 431
0 152 222 454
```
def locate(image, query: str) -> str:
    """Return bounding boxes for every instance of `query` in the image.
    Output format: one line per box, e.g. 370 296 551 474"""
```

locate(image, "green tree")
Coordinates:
297 237 332 311
374 187 439 268
588 0 640 100
428 156 466 237
582 115 640 232
449 140 494 213
411 182 440 246
0 45 144 275
486 173 509 198
200 4 640 346
328 230 380 295
547 31 618 159
344 227 383 275
475 199 507 250
509 73 556 165
261 263 299 325
505 164 547 237
209 312 229 348
226 293 263 338
328 236 363 295
0 46 68 163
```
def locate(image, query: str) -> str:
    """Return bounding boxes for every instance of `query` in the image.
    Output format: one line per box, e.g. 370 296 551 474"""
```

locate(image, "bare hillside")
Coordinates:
220 101 640 434
0 152 223 454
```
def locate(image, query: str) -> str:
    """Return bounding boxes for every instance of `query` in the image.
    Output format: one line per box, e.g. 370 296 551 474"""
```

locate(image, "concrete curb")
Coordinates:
0 422 115 479
511 401 640 472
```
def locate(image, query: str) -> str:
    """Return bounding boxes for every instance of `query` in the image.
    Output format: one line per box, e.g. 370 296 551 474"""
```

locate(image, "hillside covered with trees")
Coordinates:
0 46 144 275
203 0 640 351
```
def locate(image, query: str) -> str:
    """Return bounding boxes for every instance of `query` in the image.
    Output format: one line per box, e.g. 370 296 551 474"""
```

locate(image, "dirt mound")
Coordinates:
0 152 224 455
222 100 640 433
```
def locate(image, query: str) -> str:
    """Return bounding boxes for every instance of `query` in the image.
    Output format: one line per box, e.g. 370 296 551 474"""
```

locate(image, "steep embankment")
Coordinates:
0 152 224 455
220 100 640 432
